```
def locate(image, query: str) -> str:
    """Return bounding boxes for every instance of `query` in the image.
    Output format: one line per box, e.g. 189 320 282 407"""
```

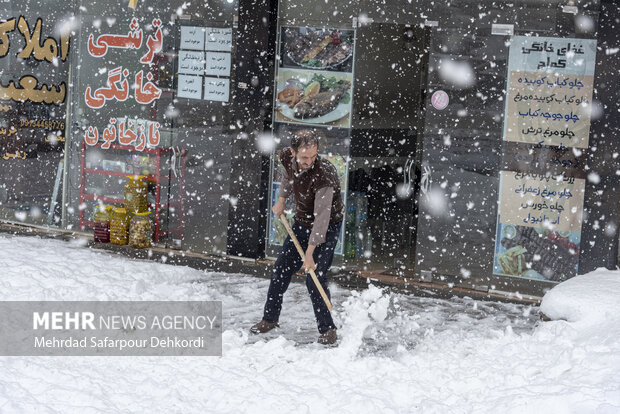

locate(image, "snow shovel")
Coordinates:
279 214 333 312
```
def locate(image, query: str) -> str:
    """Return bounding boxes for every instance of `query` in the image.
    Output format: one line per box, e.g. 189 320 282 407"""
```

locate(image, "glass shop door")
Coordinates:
344 22 431 273
414 27 510 282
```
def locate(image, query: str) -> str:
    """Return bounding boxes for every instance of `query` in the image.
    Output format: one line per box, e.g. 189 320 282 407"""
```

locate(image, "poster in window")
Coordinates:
504 37 597 149
177 75 202 100
205 52 231 77
275 68 353 128
493 36 597 282
280 27 354 72
178 51 204 75
180 26 204 50
493 171 585 281
203 77 229 102
205 27 233 52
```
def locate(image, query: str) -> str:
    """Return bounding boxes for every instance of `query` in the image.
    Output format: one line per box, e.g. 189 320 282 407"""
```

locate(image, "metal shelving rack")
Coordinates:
79 141 186 243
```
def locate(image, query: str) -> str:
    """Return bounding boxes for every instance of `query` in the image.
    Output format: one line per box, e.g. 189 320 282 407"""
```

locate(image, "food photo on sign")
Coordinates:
494 223 581 282
275 69 353 128
280 27 354 72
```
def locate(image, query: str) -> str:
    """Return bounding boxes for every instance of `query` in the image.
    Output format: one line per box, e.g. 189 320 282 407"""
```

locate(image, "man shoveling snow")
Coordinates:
251 129 344 345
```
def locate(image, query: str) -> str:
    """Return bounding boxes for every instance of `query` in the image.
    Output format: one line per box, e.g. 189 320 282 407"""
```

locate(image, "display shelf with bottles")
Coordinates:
79 141 186 244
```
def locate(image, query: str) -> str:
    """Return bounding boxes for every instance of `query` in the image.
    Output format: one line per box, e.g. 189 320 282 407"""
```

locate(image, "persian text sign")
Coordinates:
0 301 222 356
507 37 597 75
494 36 596 282
205 27 232 52
177 26 232 101
83 18 164 150
505 73 593 148
0 16 70 162
498 171 585 233
0 16 69 106
504 37 597 148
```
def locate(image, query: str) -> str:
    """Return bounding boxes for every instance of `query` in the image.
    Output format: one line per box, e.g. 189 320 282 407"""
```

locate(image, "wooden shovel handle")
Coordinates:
280 214 333 312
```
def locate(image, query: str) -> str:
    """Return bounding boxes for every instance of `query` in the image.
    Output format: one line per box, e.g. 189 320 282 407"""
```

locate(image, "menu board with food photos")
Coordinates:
266 27 355 256
493 36 597 282
274 27 355 129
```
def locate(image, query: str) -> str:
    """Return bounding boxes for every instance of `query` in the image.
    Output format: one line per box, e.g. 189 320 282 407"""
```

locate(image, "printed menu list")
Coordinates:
177 26 232 102
493 36 597 282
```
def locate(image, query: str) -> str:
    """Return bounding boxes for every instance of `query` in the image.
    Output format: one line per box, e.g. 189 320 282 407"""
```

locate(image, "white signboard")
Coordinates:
205 52 231 77
493 36 597 282
177 51 204 75
204 77 230 102
205 27 233 52
177 75 202 99
180 26 204 50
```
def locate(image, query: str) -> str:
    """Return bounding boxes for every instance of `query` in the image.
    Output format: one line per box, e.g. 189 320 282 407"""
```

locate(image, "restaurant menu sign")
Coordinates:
274 27 355 129
177 26 232 102
494 36 597 282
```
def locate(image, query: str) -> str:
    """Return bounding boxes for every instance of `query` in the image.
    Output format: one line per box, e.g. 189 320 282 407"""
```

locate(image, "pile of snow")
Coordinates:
336 285 390 352
540 268 620 328
0 234 618 413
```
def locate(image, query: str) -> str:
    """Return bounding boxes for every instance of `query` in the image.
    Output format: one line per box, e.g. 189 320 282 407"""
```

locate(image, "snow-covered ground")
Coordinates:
0 234 618 413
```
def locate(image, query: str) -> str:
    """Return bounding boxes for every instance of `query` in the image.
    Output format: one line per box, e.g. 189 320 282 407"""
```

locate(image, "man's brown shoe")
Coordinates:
250 320 279 334
317 329 337 345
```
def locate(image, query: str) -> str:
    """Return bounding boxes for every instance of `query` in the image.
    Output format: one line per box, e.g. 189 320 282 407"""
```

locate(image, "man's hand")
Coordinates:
272 198 286 218
304 245 316 272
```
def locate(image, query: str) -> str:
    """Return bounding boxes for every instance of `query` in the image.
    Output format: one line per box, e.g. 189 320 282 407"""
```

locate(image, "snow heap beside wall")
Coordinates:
540 268 620 331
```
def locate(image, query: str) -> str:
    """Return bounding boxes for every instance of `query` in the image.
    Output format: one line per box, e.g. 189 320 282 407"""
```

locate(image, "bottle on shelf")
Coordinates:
363 227 372 258
110 207 130 245
93 204 112 243
129 211 153 248
124 175 148 214
355 193 368 257
344 192 357 258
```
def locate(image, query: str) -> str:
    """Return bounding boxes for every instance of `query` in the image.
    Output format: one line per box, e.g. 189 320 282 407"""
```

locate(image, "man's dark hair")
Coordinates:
290 129 322 152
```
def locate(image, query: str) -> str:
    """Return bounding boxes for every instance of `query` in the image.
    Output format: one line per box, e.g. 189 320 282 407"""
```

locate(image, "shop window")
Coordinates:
0 7 71 226
65 0 238 253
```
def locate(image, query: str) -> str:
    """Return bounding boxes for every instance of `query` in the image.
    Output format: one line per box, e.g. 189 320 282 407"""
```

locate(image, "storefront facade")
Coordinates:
1 0 618 297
